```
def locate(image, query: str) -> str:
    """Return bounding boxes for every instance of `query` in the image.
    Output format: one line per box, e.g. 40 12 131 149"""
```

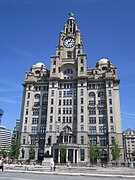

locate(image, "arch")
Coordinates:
98 91 104 98
89 92 96 105
34 94 40 99
63 125 72 132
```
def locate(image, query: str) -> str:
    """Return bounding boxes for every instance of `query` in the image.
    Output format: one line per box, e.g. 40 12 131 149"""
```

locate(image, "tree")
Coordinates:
111 139 122 164
0 149 8 158
88 145 101 164
10 141 20 159
29 147 35 160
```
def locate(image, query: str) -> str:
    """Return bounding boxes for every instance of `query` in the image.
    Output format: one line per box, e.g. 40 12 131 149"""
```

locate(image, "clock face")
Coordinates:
64 37 75 48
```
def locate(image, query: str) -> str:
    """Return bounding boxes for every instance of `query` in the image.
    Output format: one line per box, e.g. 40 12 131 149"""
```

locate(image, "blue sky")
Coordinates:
0 0 135 131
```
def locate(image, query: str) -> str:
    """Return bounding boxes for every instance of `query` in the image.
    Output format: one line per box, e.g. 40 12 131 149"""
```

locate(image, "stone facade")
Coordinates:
19 15 124 164
123 129 135 162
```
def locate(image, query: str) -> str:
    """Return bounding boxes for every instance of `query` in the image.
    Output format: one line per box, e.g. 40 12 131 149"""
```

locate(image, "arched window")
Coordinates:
89 92 96 105
34 94 40 99
98 91 104 98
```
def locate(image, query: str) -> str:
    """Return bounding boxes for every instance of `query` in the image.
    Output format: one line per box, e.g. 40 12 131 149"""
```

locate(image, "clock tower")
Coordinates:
50 13 87 79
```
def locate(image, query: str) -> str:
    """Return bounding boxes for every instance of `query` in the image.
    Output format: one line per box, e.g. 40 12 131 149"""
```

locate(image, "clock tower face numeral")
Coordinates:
64 37 75 48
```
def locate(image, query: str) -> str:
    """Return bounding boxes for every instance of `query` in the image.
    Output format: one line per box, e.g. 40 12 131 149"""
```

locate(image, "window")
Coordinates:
80 89 83 96
99 117 106 124
89 108 96 115
33 108 39 116
40 126 46 133
108 90 112 96
80 149 85 161
51 99 54 105
98 91 104 98
90 137 97 145
111 137 114 145
108 82 112 88
50 107 53 114
98 107 106 115
109 99 112 105
25 117 28 124
53 60 56 65
81 115 84 122
32 118 38 124
26 109 28 115
31 126 38 134
59 99 61 105
27 93 30 99
51 90 54 96
80 67 84 72
110 116 113 123
81 98 83 104
99 136 107 146
49 125 52 132
89 126 96 133
81 136 84 145
50 116 53 123
89 117 96 124
26 101 29 107
99 126 107 133
58 117 61 122
67 51 72 59
53 68 56 73
109 107 113 114
110 125 114 132
24 126 27 132
81 59 83 63
89 92 96 105
56 125 59 132
81 106 84 113
58 108 61 114
81 125 84 132
63 117 65 123
81 81 83 86
59 91 62 97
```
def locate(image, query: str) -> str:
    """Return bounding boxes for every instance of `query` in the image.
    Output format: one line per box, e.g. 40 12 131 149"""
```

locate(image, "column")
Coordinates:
76 150 78 163
73 149 75 163
66 149 68 163
58 149 60 163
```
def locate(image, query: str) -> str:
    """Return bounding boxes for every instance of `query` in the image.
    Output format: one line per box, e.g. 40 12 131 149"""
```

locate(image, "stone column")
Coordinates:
66 148 68 163
76 150 78 163
73 149 75 163
58 149 60 163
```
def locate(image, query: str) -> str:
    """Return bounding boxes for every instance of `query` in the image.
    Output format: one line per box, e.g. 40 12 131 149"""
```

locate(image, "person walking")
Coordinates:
0 157 4 172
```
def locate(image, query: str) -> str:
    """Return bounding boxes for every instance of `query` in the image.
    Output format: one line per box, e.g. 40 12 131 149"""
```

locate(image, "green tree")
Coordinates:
60 146 66 163
89 145 101 164
111 139 122 164
29 147 35 160
10 141 20 159
0 149 8 158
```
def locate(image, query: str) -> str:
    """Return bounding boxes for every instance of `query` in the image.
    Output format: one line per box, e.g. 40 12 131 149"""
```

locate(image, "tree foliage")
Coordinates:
29 147 35 160
10 141 20 159
0 149 8 158
89 145 101 162
111 139 122 161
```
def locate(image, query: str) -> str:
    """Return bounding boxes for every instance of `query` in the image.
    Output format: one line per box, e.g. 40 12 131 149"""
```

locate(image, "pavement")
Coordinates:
3 164 135 178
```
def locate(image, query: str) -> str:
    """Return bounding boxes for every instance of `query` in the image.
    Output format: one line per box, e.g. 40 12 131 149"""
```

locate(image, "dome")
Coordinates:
35 62 45 67
32 62 46 69
98 58 109 65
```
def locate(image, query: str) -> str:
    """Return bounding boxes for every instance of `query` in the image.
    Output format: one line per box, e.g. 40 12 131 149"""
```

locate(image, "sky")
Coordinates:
0 0 135 131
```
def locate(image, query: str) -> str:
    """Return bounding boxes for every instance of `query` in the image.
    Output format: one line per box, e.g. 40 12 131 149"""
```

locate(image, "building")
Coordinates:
12 119 20 144
19 14 123 164
0 108 4 125
123 129 135 162
0 125 12 150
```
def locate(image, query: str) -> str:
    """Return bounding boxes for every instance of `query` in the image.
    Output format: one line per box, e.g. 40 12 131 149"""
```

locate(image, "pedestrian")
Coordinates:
50 163 53 171
53 164 56 171
0 157 4 172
